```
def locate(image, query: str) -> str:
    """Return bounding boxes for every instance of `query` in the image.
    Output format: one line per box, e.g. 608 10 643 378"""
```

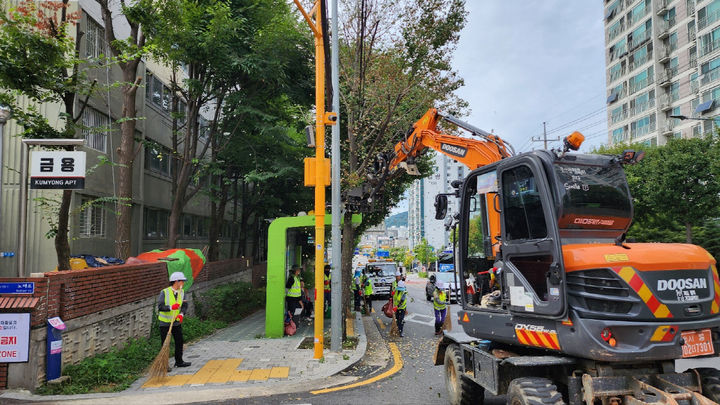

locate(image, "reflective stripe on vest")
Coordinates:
324 274 331 291
158 287 183 323
287 276 301 297
433 290 447 311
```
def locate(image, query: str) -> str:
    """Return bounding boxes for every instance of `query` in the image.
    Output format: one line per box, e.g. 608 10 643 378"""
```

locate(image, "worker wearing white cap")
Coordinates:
391 270 402 296
393 281 408 337
157 272 191 367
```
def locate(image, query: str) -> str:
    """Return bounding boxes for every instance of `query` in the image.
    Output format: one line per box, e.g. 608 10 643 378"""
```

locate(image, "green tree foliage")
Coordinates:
0 1 89 270
338 0 468 309
413 238 437 271
595 135 720 253
389 247 408 265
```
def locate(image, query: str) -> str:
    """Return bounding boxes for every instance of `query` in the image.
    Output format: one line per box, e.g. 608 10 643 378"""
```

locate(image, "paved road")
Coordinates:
214 278 501 405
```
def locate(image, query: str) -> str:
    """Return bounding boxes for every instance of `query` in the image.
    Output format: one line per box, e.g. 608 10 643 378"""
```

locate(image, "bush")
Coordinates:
418 271 428 278
193 281 264 323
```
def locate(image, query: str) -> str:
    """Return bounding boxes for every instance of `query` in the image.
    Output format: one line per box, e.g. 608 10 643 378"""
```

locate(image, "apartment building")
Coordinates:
407 152 466 251
0 2 234 276
605 0 720 146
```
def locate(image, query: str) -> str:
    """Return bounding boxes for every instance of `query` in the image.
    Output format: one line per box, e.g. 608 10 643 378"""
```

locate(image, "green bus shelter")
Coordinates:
265 213 362 338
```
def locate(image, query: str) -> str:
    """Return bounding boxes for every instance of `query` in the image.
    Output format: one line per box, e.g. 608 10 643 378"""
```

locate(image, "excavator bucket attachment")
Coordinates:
399 162 420 176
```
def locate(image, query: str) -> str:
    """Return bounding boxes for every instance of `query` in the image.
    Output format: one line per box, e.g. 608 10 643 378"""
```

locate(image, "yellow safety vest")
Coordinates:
433 289 447 311
393 290 407 310
324 274 331 291
363 276 373 295
287 275 302 297
158 287 183 323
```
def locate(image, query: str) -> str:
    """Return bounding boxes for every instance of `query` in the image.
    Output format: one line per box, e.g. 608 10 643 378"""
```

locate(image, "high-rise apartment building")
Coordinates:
407 152 466 251
604 0 720 146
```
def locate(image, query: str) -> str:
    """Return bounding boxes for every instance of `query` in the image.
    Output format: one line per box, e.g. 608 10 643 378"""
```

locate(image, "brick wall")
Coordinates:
0 257 253 390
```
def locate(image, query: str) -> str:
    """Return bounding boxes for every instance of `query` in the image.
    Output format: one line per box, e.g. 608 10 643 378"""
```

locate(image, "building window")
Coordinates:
79 196 106 238
145 141 173 177
82 108 109 153
612 127 626 143
144 208 169 239
698 0 720 30
700 26 720 56
85 16 105 59
669 81 680 102
145 71 176 114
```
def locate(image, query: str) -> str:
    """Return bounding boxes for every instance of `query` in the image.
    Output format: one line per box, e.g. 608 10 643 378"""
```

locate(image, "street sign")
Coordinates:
30 151 86 189
0 313 30 362
0 282 34 294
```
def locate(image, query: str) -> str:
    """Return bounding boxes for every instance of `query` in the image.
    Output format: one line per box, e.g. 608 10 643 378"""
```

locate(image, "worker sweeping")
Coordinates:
393 280 408 337
433 284 449 336
362 270 374 314
157 272 191 368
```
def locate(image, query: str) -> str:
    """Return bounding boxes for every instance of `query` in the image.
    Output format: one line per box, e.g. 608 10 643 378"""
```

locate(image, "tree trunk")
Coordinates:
230 177 238 257
341 210 355 315
208 174 230 261
115 68 140 259
686 222 693 244
55 189 73 270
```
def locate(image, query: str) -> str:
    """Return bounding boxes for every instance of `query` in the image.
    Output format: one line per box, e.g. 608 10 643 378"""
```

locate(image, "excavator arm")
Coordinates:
388 108 515 176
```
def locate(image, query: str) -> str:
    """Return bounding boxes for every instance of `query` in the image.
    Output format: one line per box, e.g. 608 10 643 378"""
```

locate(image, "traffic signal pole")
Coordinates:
293 0 335 359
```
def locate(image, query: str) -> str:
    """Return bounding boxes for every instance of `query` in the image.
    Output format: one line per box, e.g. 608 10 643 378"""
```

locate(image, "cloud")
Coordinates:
452 1 608 151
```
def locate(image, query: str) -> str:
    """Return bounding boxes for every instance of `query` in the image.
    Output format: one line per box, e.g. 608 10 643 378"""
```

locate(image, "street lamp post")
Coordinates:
0 106 10 269
669 114 719 134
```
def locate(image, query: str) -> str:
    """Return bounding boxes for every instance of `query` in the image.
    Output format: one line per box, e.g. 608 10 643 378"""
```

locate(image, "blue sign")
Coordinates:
439 263 455 272
0 282 35 294
376 250 390 258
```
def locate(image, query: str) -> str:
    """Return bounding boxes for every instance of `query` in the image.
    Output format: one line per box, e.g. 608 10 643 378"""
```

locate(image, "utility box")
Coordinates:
46 317 66 381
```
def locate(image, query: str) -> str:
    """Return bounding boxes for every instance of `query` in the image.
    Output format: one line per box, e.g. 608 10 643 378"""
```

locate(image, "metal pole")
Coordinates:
17 142 27 277
330 0 342 352
0 107 8 267
312 0 326 360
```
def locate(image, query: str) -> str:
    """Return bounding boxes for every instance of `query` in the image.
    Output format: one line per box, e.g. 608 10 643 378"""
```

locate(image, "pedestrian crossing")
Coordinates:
142 358 289 388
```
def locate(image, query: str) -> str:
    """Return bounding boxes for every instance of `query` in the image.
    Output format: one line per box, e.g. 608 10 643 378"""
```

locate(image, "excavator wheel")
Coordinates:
444 344 484 405
507 377 564 405
696 368 720 402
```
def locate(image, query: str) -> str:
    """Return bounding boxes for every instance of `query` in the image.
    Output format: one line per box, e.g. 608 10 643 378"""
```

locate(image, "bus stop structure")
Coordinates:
265 214 361 338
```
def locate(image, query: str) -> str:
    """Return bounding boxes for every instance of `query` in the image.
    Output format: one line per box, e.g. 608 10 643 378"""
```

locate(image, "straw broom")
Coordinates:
442 308 452 331
148 313 177 380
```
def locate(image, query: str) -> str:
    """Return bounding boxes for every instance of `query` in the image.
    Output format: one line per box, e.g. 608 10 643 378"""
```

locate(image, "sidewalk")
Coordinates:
0 310 367 404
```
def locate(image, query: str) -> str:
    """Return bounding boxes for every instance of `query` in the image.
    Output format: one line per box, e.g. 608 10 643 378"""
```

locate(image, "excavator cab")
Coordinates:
458 150 636 319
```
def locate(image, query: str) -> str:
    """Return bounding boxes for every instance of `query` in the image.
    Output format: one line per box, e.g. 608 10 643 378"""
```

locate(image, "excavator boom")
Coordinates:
388 108 514 175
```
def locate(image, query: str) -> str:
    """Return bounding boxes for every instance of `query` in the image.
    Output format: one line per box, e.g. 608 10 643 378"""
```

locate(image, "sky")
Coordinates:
391 1 607 216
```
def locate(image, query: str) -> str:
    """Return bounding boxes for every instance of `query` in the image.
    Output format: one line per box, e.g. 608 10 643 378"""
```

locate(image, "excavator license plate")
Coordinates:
681 329 714 358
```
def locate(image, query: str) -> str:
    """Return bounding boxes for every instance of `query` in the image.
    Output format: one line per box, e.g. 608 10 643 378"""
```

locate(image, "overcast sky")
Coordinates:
391 1 607 215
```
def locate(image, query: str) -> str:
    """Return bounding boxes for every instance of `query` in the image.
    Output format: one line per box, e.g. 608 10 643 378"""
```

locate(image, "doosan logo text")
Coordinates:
440 143 467 157
657 278 707 291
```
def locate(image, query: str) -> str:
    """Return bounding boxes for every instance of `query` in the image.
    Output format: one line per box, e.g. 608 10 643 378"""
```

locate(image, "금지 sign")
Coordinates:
0 313 30 362
30 151 86 189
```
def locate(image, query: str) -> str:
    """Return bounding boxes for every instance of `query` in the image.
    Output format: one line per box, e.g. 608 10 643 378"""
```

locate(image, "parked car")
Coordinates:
425 272 460 303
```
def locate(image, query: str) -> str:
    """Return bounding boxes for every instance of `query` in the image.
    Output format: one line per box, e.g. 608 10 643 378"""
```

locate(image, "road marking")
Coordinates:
376 317 386 330
310 342 403 395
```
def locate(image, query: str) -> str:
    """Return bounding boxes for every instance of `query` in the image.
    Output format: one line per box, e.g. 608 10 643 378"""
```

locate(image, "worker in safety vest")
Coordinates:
393 280 408 337
286 265 304 322
323 264 331 312
351 270 362 311
433 285 449 336
391 270 402 296
157 272 191 368
362 270 374 314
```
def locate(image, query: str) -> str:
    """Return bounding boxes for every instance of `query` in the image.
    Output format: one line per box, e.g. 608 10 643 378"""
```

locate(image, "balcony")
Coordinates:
692 79 700 94
611 110 628 124
629 99 654 117
630 30 652 49
629 76 654 95
658 47 672 63
657 0 668 15
630 7 650 25
700 37 720 57
690 30 697 42
608 23 625 42
699 8 720 31
658 19 675 39
658 70 672 86
660 95 673 111
701 67 720 86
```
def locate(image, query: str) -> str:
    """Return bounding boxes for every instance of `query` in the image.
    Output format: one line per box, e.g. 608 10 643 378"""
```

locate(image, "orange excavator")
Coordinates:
348 107 516 258
357 108 720 403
